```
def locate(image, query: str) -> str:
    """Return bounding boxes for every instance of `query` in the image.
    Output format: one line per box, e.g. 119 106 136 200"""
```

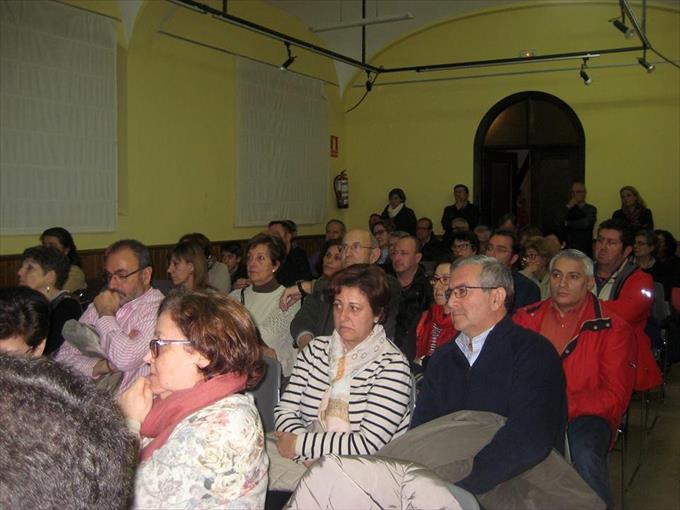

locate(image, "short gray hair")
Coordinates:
453 255 514 310
549 249 594 278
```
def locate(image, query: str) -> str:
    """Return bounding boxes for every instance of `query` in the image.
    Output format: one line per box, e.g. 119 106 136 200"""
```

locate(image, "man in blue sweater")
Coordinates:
412 255 566 495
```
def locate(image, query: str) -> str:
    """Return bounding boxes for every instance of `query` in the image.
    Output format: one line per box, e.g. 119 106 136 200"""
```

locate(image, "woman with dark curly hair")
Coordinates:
119 291 268 509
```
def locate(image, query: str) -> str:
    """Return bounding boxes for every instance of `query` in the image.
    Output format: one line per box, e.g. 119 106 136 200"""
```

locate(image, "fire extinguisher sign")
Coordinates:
330 135 339 157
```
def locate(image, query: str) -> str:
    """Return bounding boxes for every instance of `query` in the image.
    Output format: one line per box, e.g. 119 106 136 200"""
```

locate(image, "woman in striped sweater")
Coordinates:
270 264 412 491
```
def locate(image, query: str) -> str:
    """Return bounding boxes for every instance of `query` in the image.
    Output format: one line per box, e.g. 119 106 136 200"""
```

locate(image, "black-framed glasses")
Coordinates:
149 339 193 358
430 275 450 286
445 285 500 300
104 266 146 283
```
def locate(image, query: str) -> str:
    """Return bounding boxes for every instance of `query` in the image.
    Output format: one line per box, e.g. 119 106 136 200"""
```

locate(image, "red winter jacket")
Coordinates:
598 264 662 391
415 304 457 359
514 294 636 446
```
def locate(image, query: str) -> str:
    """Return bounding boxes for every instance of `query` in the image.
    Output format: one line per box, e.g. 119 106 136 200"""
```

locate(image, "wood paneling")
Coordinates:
0 235 326 288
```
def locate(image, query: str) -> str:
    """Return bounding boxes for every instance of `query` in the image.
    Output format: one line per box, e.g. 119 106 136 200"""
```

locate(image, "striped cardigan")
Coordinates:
274 334 412 461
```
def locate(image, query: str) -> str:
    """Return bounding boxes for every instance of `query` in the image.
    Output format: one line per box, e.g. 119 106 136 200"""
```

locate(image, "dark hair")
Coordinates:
654 230 677 259
22 245 71 289
519 225 543 244
543 228 566 246
326 219 346 233
0 354 137 509
220 241 243 259
170 241 209 291
158 291 264 389
388 188 406 203
268 220 297 236
326 264 391 323
247 233 286 265
315 239 344 277
417 217 433 230
635 230 657 253
40 227 82 267
453 184 469 194
106 239 152 270
0 287 49 354
491 229 521 255
179 233 214 260
598 219 634 249
372 219 392 234
394 233 422 254
498 213 517 229
451 230 480 254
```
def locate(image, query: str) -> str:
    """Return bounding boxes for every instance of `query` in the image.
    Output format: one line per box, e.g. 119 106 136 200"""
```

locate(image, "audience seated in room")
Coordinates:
18 245 82 356
412 255 566 495
268 220 313 287
0 286 49 357
440 184 480 238
485 230 541 312
450 229 479 260
380 188 417 235
0 353 137 509
290 229 401 350
519 236 554 300
179 233 232 294
40 226 87 293
309 219 346 276
167 241 212 292
220 241 248 286
270 264 412 491
593 220 662 391
119 291 268 509
372 219 392 265
55 239 165 394
228 233 299 377
612 185 654 231
514 249 636 508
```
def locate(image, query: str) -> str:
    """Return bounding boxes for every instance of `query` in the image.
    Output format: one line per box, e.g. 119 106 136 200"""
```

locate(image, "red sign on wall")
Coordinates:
330 135 339 157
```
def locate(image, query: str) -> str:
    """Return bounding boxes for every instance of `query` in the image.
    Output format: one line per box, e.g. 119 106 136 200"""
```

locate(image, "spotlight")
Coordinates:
612 18 635 38
637 56 655 73
280 42 296 71
580 59 592 85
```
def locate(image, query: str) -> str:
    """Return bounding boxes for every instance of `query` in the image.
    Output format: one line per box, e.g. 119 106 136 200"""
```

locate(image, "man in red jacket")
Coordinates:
593 219 662 391
514 249 636 508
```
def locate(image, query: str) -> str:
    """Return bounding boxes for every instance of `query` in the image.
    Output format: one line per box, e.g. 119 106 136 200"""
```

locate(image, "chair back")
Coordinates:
249 355 281 432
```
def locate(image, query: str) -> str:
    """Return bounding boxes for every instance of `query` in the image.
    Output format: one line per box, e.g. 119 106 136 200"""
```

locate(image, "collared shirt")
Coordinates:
540 298 589 354
594 260 627 300
55 287 165 393
455 325 495 366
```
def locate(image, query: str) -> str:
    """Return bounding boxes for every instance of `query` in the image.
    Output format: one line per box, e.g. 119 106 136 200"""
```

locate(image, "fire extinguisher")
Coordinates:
334 170 349 209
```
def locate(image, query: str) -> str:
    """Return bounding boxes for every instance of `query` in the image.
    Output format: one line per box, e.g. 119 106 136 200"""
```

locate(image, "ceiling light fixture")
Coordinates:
611 17 635 38
280 42 296 71
637 51 655 73
310 13 414 33
580 58 592 85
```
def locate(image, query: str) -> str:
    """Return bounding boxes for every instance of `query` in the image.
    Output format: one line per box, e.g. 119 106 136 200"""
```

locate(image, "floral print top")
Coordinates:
134 393 268 509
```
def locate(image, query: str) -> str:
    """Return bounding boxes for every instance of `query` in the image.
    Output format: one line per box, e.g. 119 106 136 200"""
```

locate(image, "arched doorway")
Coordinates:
473 91 585 231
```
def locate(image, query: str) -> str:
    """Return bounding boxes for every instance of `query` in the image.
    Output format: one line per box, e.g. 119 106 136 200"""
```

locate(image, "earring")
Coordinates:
46 285 51 294
373 318 379 324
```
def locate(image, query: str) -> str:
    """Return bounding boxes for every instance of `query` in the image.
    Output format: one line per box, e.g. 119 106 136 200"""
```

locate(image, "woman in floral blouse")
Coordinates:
119 290 268 509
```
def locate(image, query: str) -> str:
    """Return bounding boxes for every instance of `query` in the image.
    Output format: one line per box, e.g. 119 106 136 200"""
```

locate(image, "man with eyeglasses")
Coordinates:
485 230 540 312
412 255 566 495
514 249 636 508
289 229 401 350
593 219 662 391
56 239 164 393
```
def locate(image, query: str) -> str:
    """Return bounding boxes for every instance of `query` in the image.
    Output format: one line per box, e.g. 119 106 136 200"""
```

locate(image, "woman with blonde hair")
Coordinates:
612 185 654 230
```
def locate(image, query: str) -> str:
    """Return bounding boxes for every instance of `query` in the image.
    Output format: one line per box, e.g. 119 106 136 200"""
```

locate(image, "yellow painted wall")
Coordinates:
0 0 348 254
342 1 680 238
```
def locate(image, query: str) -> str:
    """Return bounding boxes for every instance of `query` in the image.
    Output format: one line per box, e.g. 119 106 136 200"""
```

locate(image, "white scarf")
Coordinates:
387 202 404 218
316 324 388 433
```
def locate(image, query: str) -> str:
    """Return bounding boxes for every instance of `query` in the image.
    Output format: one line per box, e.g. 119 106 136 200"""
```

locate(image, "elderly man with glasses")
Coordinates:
412 255 566 496
56 239 164 393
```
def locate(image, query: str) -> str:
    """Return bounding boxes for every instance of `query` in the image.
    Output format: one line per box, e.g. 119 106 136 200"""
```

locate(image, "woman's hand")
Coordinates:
233 278 250 290
118 377 154 423
279 286 302 311
263 347 278 361
274 431 298 459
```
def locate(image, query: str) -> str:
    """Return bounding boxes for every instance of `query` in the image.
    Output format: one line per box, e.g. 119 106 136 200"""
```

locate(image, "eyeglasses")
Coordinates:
430 275 450 286
596 237 622 247
524 253 539 260
453 243 471 250
104 266 145 283
340 242 373 253
486 245 511 254
149 339 193 358
445 285 500 300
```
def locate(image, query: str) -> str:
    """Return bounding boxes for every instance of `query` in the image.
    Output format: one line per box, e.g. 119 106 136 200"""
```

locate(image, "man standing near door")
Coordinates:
558 182 597 256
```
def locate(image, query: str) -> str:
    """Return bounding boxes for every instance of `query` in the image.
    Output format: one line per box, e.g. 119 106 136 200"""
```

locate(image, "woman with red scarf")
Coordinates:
119 291 268 509
414 259 457 370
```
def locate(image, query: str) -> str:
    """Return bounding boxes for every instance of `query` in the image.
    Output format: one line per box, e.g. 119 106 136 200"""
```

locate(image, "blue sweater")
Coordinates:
412 315 566 494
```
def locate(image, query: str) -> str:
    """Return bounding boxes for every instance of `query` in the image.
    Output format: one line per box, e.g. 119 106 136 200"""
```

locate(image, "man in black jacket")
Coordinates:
557 182 597 256
269 220 312 287
412 255 566 495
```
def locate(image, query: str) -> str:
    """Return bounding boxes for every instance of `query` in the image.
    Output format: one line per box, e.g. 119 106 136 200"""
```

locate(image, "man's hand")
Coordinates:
94 290 121 317
297 334 313 351
93 358 113 377
274 431 298 459
118 377 154 424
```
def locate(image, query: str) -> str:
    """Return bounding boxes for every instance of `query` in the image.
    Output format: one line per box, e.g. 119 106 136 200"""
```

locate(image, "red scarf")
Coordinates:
139 372 247 462
415 304 457 359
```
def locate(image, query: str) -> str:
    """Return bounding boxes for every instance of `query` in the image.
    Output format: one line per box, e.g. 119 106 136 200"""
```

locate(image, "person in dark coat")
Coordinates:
269 220 312 287
380 188 417 236
440 184 480 238
556 182 597 256
612 185 654 231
